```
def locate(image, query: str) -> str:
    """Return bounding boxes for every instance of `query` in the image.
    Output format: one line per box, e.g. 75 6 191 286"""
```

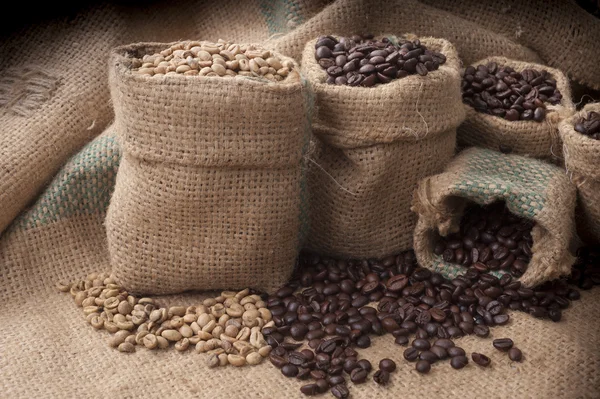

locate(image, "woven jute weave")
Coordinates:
560 103 600 245
302 36 464 259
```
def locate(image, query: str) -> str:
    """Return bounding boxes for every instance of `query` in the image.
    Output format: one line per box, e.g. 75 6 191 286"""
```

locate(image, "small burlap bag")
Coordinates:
418 0 600 90
107 42 308 295
458 56 574 160
560 103 600 245
412 147 576 288
301 36 465 259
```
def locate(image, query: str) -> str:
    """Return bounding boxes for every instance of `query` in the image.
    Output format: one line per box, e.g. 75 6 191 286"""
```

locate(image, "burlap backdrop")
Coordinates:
412 147 576 288
301 36 464 259
2 1 600 397
0 127 598 398
457 56 575 160
418 0 600 90
107 43 307 295
560 103 600 245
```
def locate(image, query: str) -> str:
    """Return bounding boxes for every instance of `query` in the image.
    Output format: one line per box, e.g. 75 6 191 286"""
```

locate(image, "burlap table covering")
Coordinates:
0 127 598 398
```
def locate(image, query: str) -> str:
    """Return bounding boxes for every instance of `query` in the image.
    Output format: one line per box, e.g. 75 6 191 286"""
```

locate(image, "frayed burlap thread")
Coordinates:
302 36 465 259
458 57 575 161
107 43 308 295
560 103 600 245
413 147 576 288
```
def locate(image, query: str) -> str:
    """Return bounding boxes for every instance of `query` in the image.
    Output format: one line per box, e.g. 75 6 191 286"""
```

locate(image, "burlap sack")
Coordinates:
106 42 308 295
301 36 464 259
458 56 575 160
412 147 576 288
0 127 599 398
269 0 541 67
418 0 600 90
560 103 600 245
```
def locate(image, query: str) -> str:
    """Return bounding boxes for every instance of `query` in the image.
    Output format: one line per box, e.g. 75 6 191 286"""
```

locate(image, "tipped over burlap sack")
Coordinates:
560 103 600 245
412 147 576 288
418 0 600 90
458 57 574 160
107 42 308 295
302 36 465 259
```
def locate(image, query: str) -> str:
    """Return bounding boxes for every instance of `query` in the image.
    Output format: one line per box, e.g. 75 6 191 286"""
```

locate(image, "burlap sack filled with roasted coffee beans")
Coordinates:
458 57 574 160
560 103 600 245
106 42 308 295
412 147 576 288
301 36 464 259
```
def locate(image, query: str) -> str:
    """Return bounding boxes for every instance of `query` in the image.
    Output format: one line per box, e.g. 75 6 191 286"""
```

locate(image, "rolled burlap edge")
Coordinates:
458 56 575 160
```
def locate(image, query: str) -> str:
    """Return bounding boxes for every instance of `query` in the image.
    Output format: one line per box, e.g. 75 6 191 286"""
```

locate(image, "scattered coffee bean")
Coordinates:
573 111 600 140
300 383 320 396
447 347 466 358
471 353 491 367
462 63 562 122
508 347 523 362
379 358 396 373
415 360 431 374
315 34 446 87
373 369 390 385
331 384 350 399
569 246 600 289
404 347 420 362
493 338 514 351
450 355 469 369
350 367 368 384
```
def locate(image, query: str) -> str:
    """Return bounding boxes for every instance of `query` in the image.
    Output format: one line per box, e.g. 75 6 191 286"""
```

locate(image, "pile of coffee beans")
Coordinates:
314 34 447 87
266 248 582 397
56 274 273 366
568 246 600 289
574 111 600 140
132 40 294 81
434 202 534 278
462 62 562 122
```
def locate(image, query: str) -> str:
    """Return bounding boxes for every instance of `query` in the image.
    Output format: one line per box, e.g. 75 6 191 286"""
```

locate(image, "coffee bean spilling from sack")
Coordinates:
574 111 600 140
56 273 273 366
434 202 534 278
314 34 447 87
462 62 562 122
569 246 600 290
132 40 294 82
266 250 582 397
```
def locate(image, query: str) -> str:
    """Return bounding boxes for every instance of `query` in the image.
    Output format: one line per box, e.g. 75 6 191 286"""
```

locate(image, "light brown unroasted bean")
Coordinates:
143 334 158 349
207 353 220 368
118 342 135 353
90 316 104 329
175 338 190 351
258 345 272 357
162 329 183 342
227 354 246 367
179 324 193 338
109 330 131 348
246 352 263 365
183 313 197 324
56 281 71 292
118 301 133 315
218 353 229 367
197 313 212 327
104 321 119 333
157 336 170 349
169 306 186 317
124 335 137 345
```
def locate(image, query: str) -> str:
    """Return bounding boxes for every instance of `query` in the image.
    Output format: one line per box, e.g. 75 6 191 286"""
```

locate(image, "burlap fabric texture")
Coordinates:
419 0 600 90
457 56 575 161
301 36 464 259
0 127 599 398
560 103 600 245
412 147 576 288
106 42 308 295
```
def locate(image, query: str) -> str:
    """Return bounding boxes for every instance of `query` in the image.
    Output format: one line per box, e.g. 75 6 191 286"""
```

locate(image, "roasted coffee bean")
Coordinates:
316 35 446 87
450 355 469 369
300 383 319 396
282 364 300 377
331 384 350 399
471 352 491 367
463 65 561 122
419 351 438 363
447 347 466 358
415 360 431 374
573 112 600 140
412 339 431 351
373 369 390 385
473 325 490 338
430 345 448 360
404 347 420 362
357 359 372 372
350 367 368 384
493 338 514 351
379 358 396 372
508 347 523 361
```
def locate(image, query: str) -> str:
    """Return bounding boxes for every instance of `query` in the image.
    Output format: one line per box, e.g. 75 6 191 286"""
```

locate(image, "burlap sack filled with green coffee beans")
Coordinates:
107 42 308 295
560 103 600 245
458 57 574 160
412 147 576 288
301 36 465 259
